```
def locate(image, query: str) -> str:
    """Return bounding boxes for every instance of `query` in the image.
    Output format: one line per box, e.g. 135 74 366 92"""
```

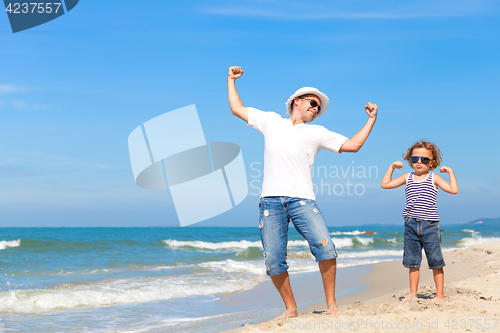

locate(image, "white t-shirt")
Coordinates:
247 107 348 200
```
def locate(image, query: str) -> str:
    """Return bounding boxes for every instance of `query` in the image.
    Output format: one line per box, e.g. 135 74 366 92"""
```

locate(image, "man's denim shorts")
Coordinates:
259 196 337 276
403 217 445 270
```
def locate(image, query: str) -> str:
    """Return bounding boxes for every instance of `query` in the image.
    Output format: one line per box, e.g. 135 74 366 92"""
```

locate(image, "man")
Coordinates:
227 66 377 318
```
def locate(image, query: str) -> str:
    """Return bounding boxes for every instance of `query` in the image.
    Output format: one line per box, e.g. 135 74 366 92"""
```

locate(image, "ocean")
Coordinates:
1 224 499 332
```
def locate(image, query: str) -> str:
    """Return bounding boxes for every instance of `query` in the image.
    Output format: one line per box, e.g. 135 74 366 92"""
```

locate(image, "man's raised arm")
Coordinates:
339 102 378 153
227 66 249 123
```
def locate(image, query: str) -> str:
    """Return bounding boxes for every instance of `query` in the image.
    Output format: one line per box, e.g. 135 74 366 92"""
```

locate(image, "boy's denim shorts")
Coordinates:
403 217 445 270
259 196 337 276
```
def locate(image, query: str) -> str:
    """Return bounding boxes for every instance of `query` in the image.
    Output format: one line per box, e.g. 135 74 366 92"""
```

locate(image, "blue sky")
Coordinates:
1 0 499 227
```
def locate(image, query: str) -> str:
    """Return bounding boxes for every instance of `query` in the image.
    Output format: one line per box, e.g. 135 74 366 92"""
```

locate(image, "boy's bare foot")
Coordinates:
402 294 416 302
433 296 445 302
326 304 341 314
274 308 298 319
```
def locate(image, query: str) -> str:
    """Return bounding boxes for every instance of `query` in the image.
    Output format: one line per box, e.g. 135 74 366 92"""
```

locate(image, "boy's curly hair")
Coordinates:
402 140 442 170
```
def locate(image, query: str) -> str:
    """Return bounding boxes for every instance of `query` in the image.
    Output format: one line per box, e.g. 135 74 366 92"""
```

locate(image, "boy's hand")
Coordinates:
364 102 378 118
392 161 403 169
228 66 244 80
440 166 453 173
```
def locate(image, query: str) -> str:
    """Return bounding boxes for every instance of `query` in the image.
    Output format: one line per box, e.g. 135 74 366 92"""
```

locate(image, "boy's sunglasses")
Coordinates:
300 98 321 113
410 156 433 165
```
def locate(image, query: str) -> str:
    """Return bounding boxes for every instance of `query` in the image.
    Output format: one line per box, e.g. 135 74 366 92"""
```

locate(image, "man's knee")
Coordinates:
264 252 289 276
314 241 337 261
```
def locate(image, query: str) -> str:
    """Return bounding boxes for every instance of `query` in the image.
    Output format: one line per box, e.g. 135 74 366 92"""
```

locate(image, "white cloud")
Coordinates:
0 151 116 171
0 84 27 94
12 101 49 110
203 0 499 20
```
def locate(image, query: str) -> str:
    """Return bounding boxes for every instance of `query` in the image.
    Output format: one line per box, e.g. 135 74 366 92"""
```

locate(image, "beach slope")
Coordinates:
224 242 500 333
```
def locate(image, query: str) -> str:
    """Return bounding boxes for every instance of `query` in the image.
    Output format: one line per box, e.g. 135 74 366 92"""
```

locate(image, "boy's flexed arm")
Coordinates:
228 66 249 123
434 166 459 194
339 102 377 153
381 161 407 189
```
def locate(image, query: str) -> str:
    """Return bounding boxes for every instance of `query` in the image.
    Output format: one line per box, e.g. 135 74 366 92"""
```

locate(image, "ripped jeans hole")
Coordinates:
259 220 263 229
264 210 269 217
321 239 328 246
299 201 306 206
313 208 319 214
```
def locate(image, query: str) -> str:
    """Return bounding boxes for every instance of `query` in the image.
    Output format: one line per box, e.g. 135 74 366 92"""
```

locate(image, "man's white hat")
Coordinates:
286 87 329 117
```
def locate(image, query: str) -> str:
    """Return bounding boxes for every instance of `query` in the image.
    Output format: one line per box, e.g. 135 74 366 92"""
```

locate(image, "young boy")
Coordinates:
381 140 458 301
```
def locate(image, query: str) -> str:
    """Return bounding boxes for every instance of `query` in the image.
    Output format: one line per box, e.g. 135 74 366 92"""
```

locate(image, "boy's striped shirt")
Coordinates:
403 172 439 221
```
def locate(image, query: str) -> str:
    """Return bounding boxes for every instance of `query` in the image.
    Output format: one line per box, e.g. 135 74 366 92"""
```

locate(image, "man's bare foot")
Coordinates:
402 294 416 302
433 296 445 302
274 308 298 319
326 304 341 314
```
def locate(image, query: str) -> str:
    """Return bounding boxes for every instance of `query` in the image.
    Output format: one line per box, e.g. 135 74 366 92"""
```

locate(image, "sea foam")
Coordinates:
0 239 20 250
163 239 262 250
330 230 376 236
163 239 310 251
0 272 263 314
339 249 403 258
457 236 500 247
331 237 375 248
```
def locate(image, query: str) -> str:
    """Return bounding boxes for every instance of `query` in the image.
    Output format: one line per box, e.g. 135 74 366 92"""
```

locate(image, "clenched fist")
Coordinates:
228 66 244 80
364 102 378 118
392 161 403 169
440 166 454 174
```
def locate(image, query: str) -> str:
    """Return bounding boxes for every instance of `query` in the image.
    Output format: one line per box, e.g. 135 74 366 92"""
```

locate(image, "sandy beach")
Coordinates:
223 242 500 333
4 228 499 333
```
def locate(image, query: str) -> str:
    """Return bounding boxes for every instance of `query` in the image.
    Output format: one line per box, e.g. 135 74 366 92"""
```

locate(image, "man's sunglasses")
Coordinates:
410 156 433 165
300 98 321 113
